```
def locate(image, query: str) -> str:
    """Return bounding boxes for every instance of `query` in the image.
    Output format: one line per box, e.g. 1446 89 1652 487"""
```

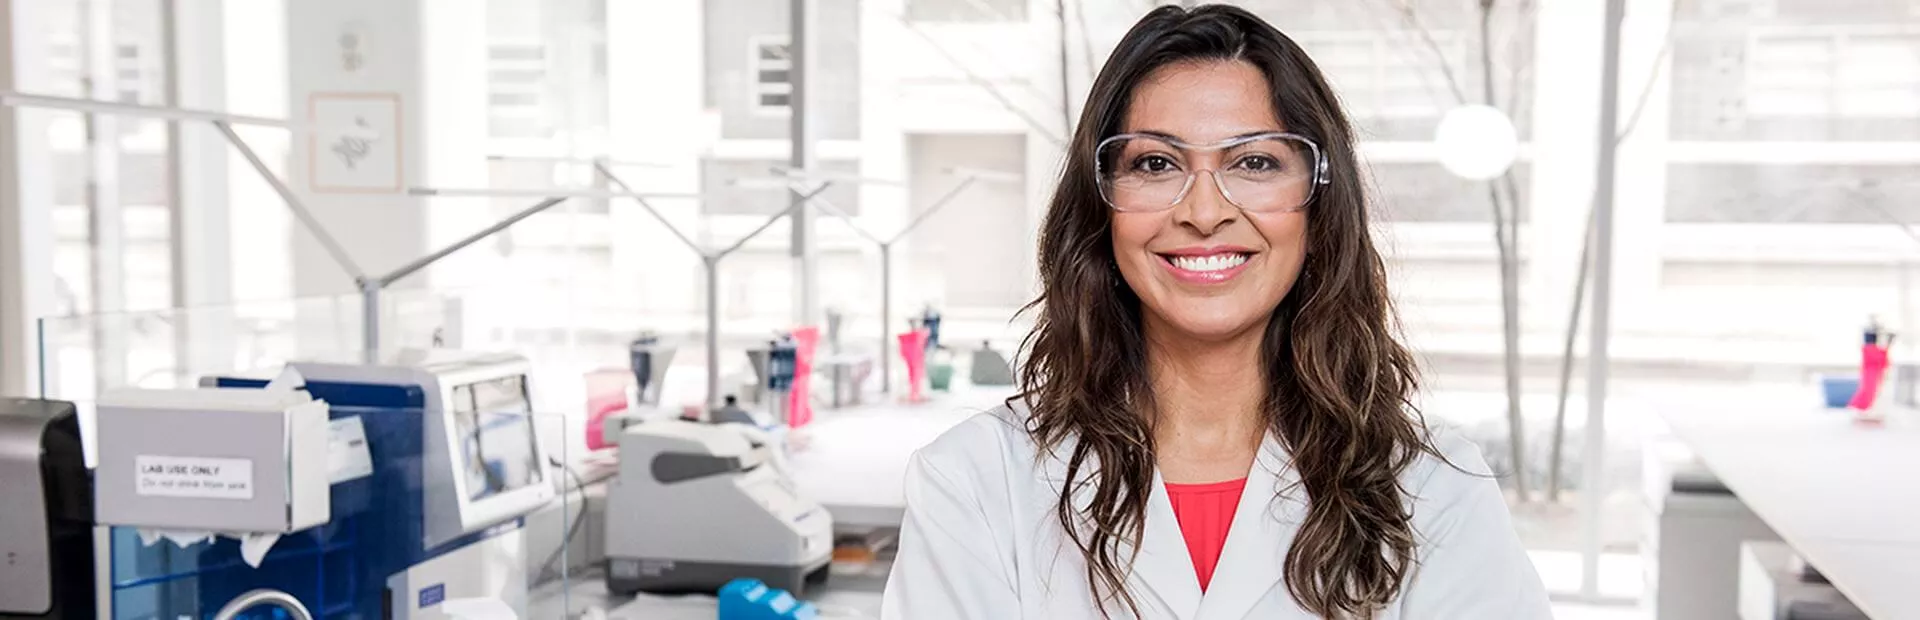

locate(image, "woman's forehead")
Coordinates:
1122 59 1285 141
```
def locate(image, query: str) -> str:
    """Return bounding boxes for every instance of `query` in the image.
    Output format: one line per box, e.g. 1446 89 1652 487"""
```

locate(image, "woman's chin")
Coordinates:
1154 311 1272 345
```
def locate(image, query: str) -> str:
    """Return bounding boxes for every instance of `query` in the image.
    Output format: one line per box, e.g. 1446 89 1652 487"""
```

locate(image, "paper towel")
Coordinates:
132 528 284 568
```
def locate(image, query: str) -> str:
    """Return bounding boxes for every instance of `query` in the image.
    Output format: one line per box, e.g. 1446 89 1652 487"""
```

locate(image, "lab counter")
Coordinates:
786 386 1015 531
1656 388 1920 619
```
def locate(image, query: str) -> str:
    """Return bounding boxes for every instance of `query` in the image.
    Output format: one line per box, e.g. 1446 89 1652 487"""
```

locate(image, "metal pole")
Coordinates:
593 161 706 255
716 185 831 259
790 0 820 327
0 91 296 129
704 255 722 411
212 120 368 282
1581 0 1628 599
890 177 978 244
378 197 568 287
361 281 380 364
881 242 893 393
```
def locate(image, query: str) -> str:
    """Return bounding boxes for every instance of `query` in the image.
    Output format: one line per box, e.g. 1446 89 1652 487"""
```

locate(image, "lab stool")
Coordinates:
1643 439 1782 620
1738 541 1865 620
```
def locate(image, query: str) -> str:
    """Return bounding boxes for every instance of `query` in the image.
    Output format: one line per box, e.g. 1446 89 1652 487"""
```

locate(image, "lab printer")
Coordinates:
605 420 833 597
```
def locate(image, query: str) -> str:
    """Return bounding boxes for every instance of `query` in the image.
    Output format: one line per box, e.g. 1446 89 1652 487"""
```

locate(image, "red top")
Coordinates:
1164 478 1248 592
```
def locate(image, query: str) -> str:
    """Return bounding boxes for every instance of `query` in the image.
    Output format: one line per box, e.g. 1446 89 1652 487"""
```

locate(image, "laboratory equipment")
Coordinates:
211 589 314 620
745 335 799 424
172 352 552 618
604 419 832 597
970 340 1016 386
824 308 844 355
919 306 943 352
629 333 675 407
717 578 819 620
0 398 93 620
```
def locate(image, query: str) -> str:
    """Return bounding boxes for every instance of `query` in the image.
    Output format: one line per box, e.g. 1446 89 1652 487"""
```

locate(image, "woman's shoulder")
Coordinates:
1401 425 1507 519
911 402 1042 475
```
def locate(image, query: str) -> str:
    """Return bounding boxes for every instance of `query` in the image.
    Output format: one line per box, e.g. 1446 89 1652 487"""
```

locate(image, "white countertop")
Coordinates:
786 386 1014 529
1657 389 1920 619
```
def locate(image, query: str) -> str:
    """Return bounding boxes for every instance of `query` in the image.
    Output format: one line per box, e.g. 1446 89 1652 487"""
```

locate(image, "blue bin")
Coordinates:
1822 376 1860 409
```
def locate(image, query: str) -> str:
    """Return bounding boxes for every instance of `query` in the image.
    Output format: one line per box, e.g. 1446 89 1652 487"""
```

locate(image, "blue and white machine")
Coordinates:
123 351 558 619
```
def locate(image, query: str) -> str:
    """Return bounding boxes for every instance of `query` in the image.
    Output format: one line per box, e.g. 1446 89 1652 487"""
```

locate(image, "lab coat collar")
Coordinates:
1034 427 1302 620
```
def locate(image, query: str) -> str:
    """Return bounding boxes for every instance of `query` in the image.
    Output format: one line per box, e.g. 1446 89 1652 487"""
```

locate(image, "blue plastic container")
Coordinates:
717 578 819 620
1822 375 1860 409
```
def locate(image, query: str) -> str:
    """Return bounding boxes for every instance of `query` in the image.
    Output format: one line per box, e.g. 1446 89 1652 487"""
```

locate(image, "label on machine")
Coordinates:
134 455 254 500
328 415 374 484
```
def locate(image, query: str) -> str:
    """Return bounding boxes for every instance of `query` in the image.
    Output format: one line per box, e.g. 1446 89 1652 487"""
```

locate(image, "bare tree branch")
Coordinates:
1076 0 1101 85
1400 2 1471 104
896 16 1069 146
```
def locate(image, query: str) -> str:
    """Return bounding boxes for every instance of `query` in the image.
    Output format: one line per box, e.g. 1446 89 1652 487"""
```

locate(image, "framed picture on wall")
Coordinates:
308 92 403 193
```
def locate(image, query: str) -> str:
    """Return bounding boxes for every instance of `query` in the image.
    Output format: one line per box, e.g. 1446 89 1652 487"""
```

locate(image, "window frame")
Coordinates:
749 35 794 117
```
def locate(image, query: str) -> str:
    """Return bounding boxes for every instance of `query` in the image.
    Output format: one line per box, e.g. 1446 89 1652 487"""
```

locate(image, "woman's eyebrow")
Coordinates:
1127 129 1289 144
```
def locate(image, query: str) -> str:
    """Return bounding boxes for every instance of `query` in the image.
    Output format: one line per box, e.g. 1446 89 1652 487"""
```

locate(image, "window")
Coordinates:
1747 31 1920 118
1295 31 1462 121
751 37 793 115
906 0 1029 22
487 43 550 138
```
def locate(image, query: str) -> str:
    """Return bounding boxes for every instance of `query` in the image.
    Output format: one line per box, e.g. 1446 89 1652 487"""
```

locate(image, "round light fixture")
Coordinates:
1434 104 1519 181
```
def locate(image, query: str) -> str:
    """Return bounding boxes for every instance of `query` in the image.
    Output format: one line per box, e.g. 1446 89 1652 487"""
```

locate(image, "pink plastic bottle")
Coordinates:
1849 342 1891 416
898 329 930 403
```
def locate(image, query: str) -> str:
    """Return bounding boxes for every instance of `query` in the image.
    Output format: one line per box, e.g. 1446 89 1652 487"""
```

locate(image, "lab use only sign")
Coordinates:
134 455 255 500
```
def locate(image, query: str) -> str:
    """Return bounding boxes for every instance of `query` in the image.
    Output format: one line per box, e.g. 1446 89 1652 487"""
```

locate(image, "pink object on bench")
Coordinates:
788 327 820 427
898 329 930 403
1850 343 1891 413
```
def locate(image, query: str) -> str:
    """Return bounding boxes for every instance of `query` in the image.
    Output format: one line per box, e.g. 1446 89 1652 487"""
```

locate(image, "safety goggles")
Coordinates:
1094 131 1330 213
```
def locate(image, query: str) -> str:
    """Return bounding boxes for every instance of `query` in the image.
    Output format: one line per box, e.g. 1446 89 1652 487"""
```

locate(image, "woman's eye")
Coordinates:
1132 155 1179 174
1234 155 1283 172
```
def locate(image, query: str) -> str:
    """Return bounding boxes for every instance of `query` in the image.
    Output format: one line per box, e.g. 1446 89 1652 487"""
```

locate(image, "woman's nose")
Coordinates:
1173 171 1238 236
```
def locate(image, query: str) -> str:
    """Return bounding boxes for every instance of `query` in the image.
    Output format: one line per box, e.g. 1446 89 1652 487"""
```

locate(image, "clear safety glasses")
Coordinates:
1095 132 1330 213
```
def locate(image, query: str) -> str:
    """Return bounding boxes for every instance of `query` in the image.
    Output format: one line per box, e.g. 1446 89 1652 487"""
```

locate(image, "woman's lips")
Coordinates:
1157 251 1253 284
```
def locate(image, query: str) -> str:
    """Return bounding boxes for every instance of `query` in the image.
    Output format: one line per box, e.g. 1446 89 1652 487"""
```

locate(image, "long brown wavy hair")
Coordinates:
1014 4 1436 618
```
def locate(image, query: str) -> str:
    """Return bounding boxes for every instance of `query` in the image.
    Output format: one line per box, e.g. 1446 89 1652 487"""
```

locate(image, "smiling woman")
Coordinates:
881 4 1550 620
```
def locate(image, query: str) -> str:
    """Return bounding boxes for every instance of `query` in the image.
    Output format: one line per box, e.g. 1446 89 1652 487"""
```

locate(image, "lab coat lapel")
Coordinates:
1194 434 1301 620
1035 437 1201 619
1132 470 1205 618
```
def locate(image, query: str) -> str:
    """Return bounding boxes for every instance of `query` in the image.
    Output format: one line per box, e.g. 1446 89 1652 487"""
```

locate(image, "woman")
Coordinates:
880 5 1549 619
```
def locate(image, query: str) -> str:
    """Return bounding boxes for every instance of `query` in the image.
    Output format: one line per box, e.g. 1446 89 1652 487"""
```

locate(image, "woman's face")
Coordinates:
1110 59 1310 344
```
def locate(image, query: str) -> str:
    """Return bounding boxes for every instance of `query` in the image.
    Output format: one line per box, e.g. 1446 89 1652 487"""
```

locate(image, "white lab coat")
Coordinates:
880 404 1551 619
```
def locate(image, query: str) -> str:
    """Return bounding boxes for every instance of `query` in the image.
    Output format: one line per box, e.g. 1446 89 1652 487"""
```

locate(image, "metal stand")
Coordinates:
594 162 832 409
215 122 572 364
0 91 580 364
802 176 991 394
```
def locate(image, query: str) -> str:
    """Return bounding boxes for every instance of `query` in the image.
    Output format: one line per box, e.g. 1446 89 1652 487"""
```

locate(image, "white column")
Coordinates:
0 0 57 396
285 0 487 358
167 0 235 380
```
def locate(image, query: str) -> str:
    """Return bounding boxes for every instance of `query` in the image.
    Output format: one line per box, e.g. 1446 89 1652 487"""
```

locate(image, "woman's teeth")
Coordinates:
1168 253 1248 272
